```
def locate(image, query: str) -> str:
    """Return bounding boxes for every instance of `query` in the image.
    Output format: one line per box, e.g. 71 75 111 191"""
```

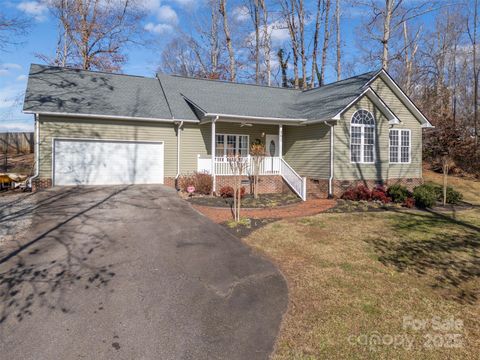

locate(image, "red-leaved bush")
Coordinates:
403 197 415 208
371 186 391 204
219 186 246 198
341 185 372 201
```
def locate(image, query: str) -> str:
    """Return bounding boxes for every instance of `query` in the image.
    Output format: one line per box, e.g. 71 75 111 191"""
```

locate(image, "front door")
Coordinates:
265 134 280 173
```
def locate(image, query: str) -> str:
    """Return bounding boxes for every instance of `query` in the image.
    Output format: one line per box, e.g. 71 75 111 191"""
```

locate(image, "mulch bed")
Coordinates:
326 199 476 214
187 193 301 208
192 198 336 224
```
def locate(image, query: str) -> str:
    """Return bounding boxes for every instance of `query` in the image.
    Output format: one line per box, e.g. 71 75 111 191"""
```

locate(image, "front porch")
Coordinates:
194 121 307 200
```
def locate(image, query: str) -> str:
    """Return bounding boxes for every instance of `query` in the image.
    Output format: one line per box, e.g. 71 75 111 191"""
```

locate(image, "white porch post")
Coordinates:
278 124 283 159
211 117 217 193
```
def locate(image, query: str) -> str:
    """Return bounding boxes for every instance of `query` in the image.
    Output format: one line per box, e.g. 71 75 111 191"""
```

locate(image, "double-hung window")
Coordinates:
350 109 376 163
389 129 411 163
215 134 249 157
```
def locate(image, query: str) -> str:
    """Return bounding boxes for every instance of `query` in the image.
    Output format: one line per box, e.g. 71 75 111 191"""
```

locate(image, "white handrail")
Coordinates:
280 158 307 201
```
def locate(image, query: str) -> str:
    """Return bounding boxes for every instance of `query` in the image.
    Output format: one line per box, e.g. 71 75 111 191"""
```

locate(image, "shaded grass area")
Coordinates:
188 193 300 208
244 208 480 359
423 170 480 206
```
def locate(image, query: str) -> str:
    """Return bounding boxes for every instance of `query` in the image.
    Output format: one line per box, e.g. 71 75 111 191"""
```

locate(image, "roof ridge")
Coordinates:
159 72 301 91
301 69 380 93
30 63 155 80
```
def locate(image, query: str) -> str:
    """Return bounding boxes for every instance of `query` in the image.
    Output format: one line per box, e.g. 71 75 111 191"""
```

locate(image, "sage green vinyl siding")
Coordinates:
214 123 279 147
38 116 178 179
180 123 210 173
283 124 330 179
370 77 423 179
178 122 279 174
334 78 423 181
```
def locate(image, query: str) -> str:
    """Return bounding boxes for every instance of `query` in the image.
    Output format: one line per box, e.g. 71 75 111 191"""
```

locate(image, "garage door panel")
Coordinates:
54 139 164 186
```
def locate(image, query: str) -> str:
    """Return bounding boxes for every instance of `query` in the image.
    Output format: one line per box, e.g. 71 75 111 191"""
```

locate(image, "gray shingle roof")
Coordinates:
293 71 378 121
23 64 172 120
23 63 379 123
157 73 301 121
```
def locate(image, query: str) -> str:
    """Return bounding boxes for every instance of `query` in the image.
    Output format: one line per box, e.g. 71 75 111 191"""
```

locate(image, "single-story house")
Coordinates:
23 64 432 200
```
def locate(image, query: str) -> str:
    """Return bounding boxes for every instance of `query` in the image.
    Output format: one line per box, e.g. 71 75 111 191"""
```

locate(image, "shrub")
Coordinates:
220 186 246 198
371 186 391 204
403 197 415 208
429 184 463 204
178 172 213 195
194 172 213 195
341 185 372 201
413 184 437 208
387 184 410 203
220 186 234 198
178 174 195 191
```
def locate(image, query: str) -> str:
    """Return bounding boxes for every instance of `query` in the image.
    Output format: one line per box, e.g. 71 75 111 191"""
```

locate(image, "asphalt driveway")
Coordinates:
0 186 288 359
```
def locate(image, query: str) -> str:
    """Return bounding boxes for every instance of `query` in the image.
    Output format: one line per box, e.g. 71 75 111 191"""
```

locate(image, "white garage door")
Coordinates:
53 139 164 186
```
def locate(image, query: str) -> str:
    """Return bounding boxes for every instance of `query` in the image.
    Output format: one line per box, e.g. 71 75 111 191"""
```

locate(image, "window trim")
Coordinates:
389 129 411 164
215 133 250 157
350 109 376 164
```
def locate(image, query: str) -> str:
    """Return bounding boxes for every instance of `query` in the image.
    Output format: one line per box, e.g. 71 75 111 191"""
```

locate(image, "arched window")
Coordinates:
350 109 375 163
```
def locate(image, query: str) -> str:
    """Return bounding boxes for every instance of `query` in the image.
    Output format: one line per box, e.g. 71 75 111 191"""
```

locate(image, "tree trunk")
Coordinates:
294 0 307 89
320 0 331 86
335 0 341 81
278 49 289 87
219 0 236 81
260 0 271 86
443 158 448 206
382 0 394 70
474 0 479 148
311 0 322 88
210 0 219 75
252 0 260 83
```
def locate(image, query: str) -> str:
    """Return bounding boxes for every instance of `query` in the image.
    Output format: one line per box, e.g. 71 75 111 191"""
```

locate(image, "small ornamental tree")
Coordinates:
250 142 265 199
424 115 462 206
228 155 247 222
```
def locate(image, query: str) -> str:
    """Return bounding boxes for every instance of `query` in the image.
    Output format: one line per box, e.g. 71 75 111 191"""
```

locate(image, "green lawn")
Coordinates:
245 182 480 359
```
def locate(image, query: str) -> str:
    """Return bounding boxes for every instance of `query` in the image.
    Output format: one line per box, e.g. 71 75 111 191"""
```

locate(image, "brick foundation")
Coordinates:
32 178 52 192
164 177 176 188
332 178 424 198
215 175 290 195
306 178 330 199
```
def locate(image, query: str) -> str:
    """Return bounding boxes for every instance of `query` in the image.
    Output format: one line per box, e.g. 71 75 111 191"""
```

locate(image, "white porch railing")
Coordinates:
198 155 281 176
197 155 307 200
280 158 307 200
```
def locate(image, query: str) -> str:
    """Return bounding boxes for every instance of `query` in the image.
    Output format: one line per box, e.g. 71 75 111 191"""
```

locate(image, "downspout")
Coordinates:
28 114 40 190
211 116 218 194
175 121 184 190
326 122 335 198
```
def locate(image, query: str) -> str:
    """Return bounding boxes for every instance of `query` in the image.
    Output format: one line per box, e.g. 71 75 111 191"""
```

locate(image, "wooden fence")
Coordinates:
0 132 34 155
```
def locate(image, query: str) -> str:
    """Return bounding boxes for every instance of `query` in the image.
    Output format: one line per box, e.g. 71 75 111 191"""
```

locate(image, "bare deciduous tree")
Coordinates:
219 0 237 81
47 0 146 72
280 0 300 88
0 13 28 53
335 0 341 80
319 0 331 85
311 0 323 88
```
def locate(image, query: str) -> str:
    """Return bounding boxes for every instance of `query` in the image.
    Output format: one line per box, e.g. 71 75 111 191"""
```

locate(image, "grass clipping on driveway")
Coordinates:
244 209 480 359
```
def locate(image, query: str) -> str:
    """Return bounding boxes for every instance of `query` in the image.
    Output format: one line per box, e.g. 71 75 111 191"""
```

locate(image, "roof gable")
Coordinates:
363 70 433 128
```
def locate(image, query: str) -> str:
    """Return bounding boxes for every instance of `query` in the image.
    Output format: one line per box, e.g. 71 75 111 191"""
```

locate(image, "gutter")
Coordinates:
28 114 40 189
175 120 184 183
23 111 198 124
204 113 307 123
325 122 335 198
